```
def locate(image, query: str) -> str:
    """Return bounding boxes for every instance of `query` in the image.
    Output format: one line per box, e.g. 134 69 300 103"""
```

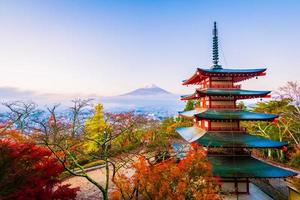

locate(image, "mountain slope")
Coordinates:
120 84 171 96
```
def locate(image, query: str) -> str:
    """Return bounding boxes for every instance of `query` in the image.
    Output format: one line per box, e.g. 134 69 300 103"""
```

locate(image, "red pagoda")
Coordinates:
176 22 297 194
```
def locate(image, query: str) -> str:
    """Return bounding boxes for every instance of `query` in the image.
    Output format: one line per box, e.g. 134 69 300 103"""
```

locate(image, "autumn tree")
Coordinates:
144 117 192 162
0 130 79 200
29 101 155 200
277 81 300 106
31 100 115 200
1 101 40 134
83 104 106 153
2 100 215 199
111 144 221 200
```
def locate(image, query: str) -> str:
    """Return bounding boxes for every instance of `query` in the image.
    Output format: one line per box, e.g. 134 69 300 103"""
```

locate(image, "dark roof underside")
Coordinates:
196 131 287 148
209 155 297 178
200 89 270 96
181 89 271 100
183 68 266 85
199 67 266 74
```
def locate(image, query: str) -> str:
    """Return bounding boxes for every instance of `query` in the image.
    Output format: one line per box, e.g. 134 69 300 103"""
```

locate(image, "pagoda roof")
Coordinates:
197 131 287 148
176 127 287 148
183 67 266 85
195 109 278 121
209 155 297 178
200 67 266 74
178 108 207 118
181 89 271 100
176 126 206 142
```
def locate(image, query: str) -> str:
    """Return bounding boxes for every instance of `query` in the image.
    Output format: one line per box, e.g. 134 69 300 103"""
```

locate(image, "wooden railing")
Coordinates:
195 105 239 109
210 127 247 132
210 105 236 109
209 84 241 89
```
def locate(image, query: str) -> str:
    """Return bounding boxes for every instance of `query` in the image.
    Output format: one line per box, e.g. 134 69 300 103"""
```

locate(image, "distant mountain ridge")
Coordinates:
120 84 172 96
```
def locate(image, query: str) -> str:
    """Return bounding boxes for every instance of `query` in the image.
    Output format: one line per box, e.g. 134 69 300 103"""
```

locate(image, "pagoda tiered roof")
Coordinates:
175 126 206 142
209 155 297 178
200 68 267 74
197 131 287 148
176 127 288 148
179 109 278 121
181 89 271 100
178 108 207 118
195 109 278 121
183 67 266 85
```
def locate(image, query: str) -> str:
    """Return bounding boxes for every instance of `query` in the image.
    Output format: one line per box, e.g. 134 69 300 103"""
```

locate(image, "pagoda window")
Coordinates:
204 121 209 129
206 101 210 106
198 121 202 127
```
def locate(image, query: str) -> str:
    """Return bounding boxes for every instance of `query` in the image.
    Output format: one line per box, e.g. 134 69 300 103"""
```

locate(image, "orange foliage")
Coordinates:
0 129 30 142
111 144 222 200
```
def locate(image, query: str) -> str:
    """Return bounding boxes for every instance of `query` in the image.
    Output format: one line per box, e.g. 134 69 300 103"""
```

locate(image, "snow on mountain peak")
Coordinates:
143 84 158 89
120 84 171 96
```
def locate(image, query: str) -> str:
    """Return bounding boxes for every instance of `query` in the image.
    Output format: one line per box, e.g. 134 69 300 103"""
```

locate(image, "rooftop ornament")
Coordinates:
212 21 222 69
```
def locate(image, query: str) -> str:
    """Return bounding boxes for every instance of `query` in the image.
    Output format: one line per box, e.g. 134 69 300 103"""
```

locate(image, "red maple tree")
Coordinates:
0 132 79 200
111 144 222 200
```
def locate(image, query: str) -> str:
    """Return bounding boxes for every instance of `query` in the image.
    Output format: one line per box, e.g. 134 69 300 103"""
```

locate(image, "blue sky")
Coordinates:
0 0 299 96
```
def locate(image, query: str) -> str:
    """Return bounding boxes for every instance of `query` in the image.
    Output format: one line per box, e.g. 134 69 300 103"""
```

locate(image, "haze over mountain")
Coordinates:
99 84 183 119
0 84 262 119
0 85 183 119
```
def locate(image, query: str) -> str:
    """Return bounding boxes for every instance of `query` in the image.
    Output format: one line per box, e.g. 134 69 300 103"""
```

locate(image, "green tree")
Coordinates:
184 100 195 111
244 99 300 161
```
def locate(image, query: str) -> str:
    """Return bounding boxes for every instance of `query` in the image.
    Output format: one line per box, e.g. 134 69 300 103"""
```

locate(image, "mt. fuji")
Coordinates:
120 84 171 96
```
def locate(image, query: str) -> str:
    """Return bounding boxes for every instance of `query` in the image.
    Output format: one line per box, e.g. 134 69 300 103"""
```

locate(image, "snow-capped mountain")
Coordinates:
100 84 184 119
0 84 184 120
120 84 171 96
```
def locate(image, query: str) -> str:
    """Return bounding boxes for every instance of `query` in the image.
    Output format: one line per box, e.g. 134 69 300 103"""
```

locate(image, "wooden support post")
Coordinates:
246 178 250 194
235 178 238 194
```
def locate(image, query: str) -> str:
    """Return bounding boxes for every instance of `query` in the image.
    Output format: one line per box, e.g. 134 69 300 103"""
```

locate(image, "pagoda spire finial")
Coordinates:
212 21 222 69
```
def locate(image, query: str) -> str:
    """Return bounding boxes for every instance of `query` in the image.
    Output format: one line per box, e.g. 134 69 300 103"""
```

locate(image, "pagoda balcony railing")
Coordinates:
209 127 247 132
210 105 236 109
195 105 205 109
195 105 240 109
209 84 241 89
195 104 208 109
207 151 251 156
